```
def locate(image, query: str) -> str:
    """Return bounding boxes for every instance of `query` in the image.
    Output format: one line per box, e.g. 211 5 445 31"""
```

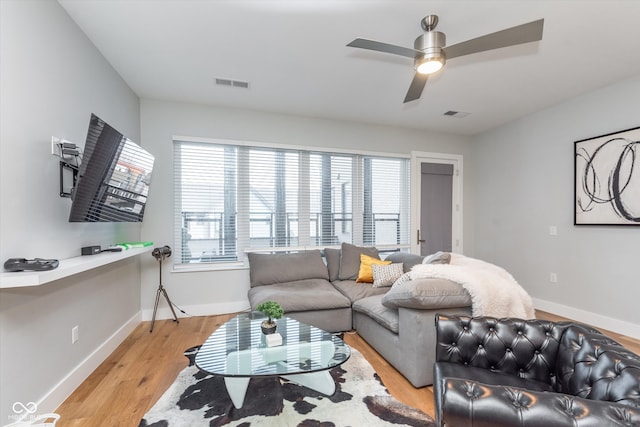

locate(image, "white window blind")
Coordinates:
173 139 410 267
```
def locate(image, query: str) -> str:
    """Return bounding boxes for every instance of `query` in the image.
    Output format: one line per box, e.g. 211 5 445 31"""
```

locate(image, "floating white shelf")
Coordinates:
0 247 152 289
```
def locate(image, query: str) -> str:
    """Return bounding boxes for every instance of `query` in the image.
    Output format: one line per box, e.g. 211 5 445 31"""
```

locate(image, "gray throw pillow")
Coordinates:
324 248 341 282
338 242 379 280
422 251 451 265
384 252 425 272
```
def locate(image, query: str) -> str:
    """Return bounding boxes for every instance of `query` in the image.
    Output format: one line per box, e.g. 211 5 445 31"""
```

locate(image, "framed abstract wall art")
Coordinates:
574 126 639 226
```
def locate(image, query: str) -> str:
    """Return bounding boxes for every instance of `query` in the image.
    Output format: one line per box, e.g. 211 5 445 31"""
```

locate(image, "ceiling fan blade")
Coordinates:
444 18 544 60
404 73 428 103
347 38 420 59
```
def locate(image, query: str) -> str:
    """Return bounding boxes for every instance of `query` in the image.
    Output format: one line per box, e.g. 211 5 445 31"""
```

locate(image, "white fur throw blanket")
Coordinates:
410 253 535 319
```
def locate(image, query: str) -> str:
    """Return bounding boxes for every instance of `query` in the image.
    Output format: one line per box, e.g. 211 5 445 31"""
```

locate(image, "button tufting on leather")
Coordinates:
512 398 528 408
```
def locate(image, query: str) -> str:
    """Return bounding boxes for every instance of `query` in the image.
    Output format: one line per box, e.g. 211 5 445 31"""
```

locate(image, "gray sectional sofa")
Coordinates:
247 243 473 387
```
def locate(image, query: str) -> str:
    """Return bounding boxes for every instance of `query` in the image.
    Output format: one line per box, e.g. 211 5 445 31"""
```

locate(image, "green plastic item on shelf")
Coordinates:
116 241 154 249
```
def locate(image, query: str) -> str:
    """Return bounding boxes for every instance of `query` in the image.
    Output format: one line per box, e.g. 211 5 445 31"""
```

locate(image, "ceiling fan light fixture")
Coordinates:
414 30 446 75
415 49 445 74
416 57 444 74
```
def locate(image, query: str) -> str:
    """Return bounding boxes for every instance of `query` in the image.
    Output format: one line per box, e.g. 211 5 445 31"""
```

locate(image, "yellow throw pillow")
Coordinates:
356 254 391 283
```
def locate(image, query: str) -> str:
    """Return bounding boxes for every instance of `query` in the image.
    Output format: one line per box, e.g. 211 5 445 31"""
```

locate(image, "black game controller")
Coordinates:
3 258 60 272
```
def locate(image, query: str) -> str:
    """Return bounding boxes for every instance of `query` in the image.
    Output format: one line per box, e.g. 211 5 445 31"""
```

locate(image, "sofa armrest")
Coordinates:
555 325 640 405
439 378 640 427
381 278 471 310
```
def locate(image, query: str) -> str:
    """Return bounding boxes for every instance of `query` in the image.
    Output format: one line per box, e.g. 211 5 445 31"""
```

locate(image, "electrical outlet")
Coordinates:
549 272 558 284
72 325 79 344
549 226 557 236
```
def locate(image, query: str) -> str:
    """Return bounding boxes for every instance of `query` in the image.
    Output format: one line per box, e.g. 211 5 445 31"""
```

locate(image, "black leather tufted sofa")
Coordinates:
433 314 640 427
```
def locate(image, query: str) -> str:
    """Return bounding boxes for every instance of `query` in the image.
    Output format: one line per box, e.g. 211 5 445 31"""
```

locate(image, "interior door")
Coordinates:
419 162 453 255
411 152 462 256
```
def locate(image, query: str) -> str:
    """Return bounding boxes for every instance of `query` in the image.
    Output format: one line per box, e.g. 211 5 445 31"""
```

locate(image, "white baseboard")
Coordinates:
38 312 141 416
33 302 249 419
534 297 640 340
141 300 251 321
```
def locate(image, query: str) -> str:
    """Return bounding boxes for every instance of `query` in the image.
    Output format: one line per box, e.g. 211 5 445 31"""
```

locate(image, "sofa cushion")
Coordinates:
384 252 424 272
352 295 399 334
381 278 471 310
372 263 404 287
248 250 329 287
437 376 640 427
332 279 388 303
324 247 341 282
356 254 391 283
338 243 379 280
248 279 351 312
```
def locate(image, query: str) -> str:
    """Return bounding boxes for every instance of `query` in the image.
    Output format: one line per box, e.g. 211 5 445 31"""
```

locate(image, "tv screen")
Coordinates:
69 114 154 222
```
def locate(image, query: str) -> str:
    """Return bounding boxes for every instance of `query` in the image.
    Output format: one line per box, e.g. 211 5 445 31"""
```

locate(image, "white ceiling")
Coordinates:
58 0 640 136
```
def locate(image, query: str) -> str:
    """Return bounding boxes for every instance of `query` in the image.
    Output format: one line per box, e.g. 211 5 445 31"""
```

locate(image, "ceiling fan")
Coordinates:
347 15 544 103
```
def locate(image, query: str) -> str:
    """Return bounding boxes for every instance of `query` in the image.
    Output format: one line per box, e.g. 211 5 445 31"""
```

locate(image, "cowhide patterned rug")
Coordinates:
139 346 435 427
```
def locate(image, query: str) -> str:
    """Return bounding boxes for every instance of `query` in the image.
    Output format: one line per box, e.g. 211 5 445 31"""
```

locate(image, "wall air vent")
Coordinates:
443 110 470 118
215 78 250 89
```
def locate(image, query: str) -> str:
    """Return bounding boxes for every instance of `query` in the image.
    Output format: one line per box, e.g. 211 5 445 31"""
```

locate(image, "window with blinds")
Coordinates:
173 139 410 267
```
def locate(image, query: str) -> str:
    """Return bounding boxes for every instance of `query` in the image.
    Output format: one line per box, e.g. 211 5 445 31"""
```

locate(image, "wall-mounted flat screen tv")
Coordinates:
69 114 154 222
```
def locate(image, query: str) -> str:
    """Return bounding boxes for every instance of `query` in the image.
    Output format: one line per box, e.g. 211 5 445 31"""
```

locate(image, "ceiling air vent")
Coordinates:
443 110 470 118
215 78 250 89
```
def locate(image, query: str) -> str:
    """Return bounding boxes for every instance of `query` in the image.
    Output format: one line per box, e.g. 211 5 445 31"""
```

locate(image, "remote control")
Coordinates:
4 258 59 272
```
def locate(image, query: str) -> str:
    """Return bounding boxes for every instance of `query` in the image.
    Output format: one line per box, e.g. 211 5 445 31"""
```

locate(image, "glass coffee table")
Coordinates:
195 312 351 409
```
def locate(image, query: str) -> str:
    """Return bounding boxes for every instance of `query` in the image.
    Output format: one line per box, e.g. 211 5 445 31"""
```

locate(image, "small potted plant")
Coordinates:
256 300 284 334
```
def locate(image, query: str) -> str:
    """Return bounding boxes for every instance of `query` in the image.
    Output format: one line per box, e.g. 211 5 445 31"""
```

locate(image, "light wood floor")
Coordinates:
55 311 640 426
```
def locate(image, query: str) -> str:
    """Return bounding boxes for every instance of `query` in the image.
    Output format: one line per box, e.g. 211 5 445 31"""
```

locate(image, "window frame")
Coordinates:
172 136 411 272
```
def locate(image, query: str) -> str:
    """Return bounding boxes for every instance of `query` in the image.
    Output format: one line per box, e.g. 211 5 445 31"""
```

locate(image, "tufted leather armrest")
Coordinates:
440 377 640 427
555 325 640 406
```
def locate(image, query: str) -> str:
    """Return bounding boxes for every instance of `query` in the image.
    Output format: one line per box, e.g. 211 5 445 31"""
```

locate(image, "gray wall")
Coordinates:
0 0 143 420
139 99 474 319
471 74 640 335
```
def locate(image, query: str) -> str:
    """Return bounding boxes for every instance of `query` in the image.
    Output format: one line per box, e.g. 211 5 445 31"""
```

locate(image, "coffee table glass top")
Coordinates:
195 312 350 377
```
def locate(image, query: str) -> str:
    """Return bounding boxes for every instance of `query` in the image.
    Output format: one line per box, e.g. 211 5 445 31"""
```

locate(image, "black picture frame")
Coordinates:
574 126 640 226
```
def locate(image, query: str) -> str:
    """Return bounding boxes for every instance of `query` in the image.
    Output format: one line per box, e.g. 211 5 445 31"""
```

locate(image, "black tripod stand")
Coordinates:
150 245 179 333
